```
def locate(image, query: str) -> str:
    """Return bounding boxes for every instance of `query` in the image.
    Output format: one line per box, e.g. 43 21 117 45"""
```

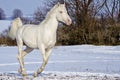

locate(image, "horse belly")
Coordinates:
23 36 37 48
22 28 38 48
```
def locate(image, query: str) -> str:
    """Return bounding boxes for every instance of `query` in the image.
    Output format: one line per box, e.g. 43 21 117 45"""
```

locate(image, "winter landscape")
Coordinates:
0 19 119 80
0 45 120 80
0 0 120 80
0 19 120 80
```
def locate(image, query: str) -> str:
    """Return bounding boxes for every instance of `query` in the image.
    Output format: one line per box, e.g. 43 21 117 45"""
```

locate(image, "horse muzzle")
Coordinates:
66 18 72 26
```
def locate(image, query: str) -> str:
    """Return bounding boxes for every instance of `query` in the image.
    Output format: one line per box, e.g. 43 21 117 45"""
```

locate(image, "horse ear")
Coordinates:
63 0 65 5
57 2 60 6
63 2 65 5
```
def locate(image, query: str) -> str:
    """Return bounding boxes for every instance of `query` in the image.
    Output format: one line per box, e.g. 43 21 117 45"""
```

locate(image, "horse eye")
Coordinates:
60 11 63 14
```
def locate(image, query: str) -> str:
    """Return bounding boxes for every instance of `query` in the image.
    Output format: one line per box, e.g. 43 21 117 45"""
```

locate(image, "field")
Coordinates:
0 45 120 80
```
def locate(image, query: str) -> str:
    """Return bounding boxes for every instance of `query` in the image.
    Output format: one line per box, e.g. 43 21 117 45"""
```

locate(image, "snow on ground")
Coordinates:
0 20 11 34
0 45 120 80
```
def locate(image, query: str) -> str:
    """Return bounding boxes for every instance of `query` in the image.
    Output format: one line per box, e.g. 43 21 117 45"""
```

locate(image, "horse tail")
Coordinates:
9 17 23 40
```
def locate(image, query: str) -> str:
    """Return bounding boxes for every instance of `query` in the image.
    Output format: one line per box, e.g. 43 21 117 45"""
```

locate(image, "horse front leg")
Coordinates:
34 47 52 77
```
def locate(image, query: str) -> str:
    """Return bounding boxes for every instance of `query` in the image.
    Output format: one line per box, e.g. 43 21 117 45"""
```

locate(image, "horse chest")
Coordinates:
44 34 56 47
39 31 56 48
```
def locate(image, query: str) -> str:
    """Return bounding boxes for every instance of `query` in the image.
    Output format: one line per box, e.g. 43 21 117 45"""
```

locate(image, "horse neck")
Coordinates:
41 12 58 33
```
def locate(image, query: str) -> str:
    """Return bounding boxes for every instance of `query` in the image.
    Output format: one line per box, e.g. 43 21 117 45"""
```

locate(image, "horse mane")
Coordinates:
45 4 59 19
39 4 59 25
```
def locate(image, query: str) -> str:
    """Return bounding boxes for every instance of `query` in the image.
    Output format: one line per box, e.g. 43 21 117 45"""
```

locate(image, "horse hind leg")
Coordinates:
18 47 32 73
17 45 33 76
17 40 26 76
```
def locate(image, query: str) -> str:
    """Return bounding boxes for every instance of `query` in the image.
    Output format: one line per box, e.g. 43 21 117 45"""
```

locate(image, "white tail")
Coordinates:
9 17 23 40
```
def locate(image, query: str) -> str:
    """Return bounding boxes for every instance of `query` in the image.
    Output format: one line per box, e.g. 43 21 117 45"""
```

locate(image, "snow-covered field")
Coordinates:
0 45 120 80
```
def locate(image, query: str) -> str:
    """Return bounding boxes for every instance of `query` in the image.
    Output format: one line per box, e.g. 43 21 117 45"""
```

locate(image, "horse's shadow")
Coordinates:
7 72 50 78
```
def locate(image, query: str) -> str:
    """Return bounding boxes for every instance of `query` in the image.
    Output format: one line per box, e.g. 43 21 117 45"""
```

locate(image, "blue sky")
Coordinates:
0 0 45 16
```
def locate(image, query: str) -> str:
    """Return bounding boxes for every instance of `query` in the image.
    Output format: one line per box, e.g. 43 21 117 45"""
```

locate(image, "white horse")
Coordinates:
9 2 72 77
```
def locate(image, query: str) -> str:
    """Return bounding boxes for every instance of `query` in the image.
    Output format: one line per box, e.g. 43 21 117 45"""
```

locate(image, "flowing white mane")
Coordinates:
45 4 58 19
40 4 59 25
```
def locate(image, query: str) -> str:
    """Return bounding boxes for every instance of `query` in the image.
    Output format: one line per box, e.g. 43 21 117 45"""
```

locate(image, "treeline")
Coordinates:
0 0 120 46
0 8 22 20
57 0 120 45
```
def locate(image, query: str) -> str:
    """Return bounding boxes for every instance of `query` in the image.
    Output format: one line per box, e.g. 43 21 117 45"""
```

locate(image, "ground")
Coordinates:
0 45 120 80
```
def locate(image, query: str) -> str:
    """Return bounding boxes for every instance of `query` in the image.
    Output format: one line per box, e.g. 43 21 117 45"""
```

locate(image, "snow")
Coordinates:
0 45 120 79
0 20 11 34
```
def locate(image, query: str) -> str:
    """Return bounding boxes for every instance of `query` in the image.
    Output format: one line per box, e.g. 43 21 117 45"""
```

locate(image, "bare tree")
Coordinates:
12 9 23 19
0 8 5 20
104 0 119 23
33 8 44 24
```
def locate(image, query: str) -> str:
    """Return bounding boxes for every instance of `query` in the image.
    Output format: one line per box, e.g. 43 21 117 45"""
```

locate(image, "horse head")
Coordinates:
55 2 72 26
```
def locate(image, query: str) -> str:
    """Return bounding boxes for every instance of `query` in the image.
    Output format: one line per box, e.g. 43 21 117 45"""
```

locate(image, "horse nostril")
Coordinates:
68 19 70 22
67 19 71 24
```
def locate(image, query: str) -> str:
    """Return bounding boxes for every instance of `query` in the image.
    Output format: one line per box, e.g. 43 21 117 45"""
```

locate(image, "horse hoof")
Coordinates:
22 72 27 77
21 70 27 77
22 74 27 77
33 71 38 77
